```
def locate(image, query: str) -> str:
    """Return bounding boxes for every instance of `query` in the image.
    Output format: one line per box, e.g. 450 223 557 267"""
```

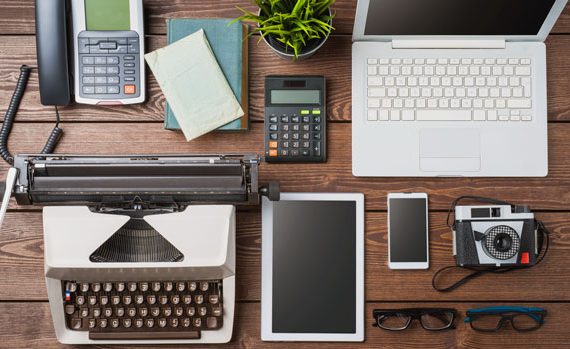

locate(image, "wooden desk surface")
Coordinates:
0 1 569 348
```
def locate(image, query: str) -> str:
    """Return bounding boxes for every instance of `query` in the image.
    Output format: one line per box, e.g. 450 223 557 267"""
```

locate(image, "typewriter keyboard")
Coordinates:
62 280 223 340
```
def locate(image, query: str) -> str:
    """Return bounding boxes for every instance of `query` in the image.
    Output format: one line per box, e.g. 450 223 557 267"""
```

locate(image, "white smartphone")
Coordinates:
387 193 429 269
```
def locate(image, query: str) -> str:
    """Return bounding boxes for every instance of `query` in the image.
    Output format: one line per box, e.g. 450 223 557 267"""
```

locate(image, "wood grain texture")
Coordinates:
3 34 570 122
0 211 568 302
0 302 568 349
2 0 570 36
0 122 569 211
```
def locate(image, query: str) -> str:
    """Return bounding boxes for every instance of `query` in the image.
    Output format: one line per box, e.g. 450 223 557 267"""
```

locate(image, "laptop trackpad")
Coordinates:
419 129 481 172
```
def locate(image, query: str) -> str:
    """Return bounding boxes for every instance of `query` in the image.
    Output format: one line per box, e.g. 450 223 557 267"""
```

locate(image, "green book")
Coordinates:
164 18 249 131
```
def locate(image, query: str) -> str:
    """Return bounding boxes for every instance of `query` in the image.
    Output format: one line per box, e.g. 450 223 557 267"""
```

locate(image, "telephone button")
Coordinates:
99 42 117 50
107 67 120 75
82 57 95 65
107 76 120 84
78 39 90 54
124 85 136 95
94 67 107 75
94 77 107 84
82 76 95 84
83 86 95 94
95 86 107 94
124 63 135 68
124 56 135 61
107 57 119 65
124 77 135 82
124 70 135 75
83 67 95 75
108 86 120 94
94 57 107 65
116 38 128 45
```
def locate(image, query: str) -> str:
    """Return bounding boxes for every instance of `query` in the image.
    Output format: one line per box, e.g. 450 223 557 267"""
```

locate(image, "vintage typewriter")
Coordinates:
1 154 278 344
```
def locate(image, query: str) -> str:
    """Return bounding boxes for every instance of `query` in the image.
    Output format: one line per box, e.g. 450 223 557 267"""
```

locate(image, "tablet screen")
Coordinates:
271 200 357 333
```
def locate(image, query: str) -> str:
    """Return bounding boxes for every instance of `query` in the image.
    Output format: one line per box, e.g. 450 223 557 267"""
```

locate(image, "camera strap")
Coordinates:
432 197 551 292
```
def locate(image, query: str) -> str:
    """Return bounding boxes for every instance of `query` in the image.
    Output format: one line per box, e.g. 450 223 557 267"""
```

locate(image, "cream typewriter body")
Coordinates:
2 154 278 344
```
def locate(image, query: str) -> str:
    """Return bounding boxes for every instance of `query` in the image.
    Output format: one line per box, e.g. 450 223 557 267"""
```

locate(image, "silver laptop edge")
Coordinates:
351 0 568 177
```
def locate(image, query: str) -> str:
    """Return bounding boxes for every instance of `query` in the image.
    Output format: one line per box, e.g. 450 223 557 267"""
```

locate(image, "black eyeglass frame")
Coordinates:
465 309 547 332
372 308 458 331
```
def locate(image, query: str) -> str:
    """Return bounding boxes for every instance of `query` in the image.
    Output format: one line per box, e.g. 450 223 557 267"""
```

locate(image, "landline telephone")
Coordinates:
1 0 146 165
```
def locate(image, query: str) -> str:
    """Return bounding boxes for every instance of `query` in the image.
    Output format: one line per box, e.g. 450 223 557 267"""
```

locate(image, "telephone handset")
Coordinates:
1 0 146 166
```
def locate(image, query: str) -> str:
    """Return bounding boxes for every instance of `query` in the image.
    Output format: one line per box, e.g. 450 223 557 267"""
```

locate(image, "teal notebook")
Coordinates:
164 19 249 131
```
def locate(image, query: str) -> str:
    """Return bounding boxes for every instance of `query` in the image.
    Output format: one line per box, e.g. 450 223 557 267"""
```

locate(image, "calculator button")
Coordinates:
291 116 300 123
292 142 300 148
292 124 300 131
82 57 95 65
269 133 278 140
302 150 310 156
280 116 289 123
314 125 322 131
302 124 310 131
302 141 310 148
300 110 310 115
269 124 278 131
292 133 300 140
269 141 278 148
124 84 136 94
302 116 310 123
281 150 289 156
282 134 289 140
269 149 278 157
312 109 321 115
291 150 300 156
282 125 289 131
314 116 322 123
302 133 310 140
313 142 322 156
282 142 289 148
269 116 278 123
313 133 321 140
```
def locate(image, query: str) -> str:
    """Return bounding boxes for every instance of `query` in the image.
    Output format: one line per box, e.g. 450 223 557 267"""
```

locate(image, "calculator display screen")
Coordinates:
85 0 131 31
270 90 320 105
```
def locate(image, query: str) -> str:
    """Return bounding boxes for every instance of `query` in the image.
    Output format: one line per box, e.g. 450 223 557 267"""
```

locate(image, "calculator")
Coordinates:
264 76 326 163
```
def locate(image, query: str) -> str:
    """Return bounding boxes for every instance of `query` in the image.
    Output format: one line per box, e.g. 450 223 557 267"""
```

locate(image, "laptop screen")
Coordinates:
364 0 557 36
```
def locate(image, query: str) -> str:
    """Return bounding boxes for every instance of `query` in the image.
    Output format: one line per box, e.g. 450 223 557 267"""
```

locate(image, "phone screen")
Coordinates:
389 197 428 262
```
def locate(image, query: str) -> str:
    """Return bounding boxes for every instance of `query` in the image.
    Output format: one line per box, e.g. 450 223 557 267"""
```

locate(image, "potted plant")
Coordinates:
234 0 335 60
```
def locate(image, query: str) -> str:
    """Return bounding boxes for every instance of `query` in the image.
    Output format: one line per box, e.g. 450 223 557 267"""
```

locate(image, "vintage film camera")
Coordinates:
453 202 544 267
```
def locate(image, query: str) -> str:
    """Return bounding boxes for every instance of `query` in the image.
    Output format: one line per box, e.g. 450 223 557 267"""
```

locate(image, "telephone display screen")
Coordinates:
389 198 428 262
85 0 131 31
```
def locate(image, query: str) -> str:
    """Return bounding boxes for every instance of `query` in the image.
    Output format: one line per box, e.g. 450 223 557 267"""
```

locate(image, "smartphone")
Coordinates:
388 193 429 269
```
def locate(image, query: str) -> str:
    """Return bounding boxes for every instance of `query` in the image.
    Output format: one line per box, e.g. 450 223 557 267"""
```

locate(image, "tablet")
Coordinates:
261 193 364 342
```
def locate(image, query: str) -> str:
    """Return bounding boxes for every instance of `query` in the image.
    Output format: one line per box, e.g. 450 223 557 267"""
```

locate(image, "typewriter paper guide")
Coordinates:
145 29 244 141
43 205 235 281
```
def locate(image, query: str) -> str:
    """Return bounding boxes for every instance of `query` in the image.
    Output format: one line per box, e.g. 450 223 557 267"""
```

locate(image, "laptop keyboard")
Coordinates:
366 58 533 122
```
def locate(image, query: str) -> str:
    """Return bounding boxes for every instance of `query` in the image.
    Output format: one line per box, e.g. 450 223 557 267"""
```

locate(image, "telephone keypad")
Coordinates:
78 32 141 100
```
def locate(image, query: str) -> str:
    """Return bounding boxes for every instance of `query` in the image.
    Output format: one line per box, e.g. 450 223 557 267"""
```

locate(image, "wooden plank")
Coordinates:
3 0 570 36
1 211 568 301
0 302 567 348
0 122 569 211
2 34 570 122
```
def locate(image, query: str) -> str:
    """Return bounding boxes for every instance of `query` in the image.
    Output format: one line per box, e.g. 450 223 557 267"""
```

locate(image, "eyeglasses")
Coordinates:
373 308 457 331
465 306 547 332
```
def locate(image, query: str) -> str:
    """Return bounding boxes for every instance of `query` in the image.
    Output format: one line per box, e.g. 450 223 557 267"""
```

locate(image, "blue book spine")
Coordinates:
164 18 247 131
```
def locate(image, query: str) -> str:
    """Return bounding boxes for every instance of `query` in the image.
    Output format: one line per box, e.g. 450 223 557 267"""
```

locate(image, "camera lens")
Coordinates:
494 233 512 252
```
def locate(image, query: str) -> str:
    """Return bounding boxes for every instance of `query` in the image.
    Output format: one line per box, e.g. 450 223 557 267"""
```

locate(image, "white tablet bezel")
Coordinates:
261 193 365 342
387 193 429 270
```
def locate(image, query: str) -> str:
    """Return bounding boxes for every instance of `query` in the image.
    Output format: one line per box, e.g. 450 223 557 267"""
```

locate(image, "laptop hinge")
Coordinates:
392 39 506 49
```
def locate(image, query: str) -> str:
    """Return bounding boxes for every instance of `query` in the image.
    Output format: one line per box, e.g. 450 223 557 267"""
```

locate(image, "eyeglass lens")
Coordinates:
376 313 411 330
420 311 455 330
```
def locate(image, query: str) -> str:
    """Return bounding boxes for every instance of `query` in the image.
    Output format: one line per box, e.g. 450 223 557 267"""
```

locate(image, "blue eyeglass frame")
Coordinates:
465 306 547 332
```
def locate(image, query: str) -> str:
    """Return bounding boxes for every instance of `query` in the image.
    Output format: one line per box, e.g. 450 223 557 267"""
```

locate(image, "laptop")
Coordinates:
352 0 567 177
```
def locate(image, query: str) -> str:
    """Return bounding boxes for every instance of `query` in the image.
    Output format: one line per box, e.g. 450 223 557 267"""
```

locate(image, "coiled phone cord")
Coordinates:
0 65 63 165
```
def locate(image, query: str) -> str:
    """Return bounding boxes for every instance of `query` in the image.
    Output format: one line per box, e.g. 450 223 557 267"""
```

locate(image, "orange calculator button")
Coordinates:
269 149 278 157
124 85 136 94
269 141 278 148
